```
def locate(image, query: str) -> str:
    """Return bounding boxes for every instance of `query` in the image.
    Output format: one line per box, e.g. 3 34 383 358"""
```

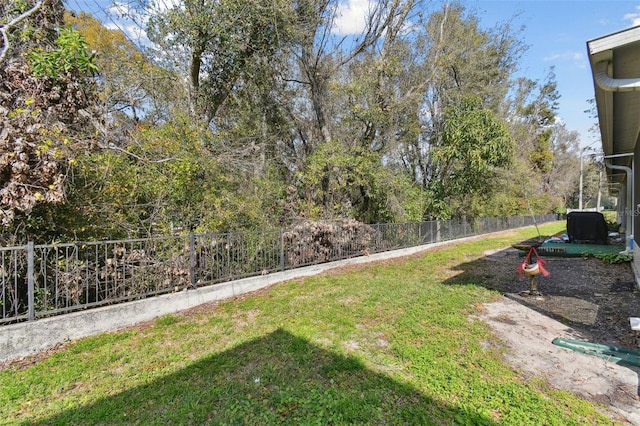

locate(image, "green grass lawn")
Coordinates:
0 222 620 425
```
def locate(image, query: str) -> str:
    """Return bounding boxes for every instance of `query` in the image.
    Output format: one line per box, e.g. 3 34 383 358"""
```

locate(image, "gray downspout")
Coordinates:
594 61 639 251
604 158 633 251
595 61 640 92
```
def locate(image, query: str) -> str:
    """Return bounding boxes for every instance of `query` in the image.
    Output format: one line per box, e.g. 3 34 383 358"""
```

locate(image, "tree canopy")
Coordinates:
0 0 595 243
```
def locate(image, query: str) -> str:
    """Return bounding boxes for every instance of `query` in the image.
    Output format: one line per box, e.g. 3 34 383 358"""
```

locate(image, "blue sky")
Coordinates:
468 0 640 147
69 0 640 147
331 0 640 146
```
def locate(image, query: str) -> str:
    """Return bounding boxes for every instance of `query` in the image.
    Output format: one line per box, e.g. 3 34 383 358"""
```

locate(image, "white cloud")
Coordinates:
543 53 562 62
543 51 582 62
104 21 147 42
103 0 182 45
106 1 147 23
332 0 373 35
572 52 587 69
102 1 151 44
542 52 571 62
623 6 640 26
543 51 586 70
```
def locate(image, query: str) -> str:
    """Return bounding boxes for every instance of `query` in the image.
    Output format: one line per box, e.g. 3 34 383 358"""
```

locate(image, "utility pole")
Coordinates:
579 140 599 210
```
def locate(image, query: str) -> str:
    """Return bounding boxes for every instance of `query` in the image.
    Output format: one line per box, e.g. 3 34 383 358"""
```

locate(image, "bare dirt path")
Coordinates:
474 247 640 425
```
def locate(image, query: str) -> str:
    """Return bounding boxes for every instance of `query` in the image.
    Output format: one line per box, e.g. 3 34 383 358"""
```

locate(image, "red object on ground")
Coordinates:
518 246 549 277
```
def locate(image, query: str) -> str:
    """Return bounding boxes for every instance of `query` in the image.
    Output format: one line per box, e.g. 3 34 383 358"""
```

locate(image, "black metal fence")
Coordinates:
0 215 556 324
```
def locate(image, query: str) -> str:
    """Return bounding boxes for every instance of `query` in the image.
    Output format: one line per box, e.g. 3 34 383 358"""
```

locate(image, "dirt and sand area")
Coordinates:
472 245 640 424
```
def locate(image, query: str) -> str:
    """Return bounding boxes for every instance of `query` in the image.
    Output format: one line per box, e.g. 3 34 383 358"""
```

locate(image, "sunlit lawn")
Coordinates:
0 221 619 425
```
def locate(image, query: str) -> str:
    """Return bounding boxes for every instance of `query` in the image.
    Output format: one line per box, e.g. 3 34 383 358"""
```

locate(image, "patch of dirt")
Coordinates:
479 247 640 349
472 245 640 425
0 340 70 371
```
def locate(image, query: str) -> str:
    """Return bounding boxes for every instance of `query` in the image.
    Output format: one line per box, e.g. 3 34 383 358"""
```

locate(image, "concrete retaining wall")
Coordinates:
0 234 494 363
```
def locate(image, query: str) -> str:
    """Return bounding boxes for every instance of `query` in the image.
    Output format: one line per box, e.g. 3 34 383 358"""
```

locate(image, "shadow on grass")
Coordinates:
36 328 498 425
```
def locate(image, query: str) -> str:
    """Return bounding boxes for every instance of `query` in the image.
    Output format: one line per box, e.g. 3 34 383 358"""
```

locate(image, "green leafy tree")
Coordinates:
429 97 514 218
297 140 423 223
546 123 580 209
382 3 525 218
29 25 97 78
509 70 560 180
7 0 573 242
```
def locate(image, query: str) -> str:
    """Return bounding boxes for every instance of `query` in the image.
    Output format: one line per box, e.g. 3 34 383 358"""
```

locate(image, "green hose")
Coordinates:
552 337 640 367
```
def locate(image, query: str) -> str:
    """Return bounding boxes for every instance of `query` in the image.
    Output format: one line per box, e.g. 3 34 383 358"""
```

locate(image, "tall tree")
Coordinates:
547 123 580 208
284 0 416 151
507 70 561 199
384 2 524 218
184 0 423 222
429 96 514 217
66 11 182 127
144 0 294 127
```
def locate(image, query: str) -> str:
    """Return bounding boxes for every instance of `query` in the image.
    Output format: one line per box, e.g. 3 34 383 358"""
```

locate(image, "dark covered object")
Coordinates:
566 212 608 244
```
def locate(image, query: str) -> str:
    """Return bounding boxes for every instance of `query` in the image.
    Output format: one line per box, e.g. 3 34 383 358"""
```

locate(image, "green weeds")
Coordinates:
593 252 633 264
581 249 633 264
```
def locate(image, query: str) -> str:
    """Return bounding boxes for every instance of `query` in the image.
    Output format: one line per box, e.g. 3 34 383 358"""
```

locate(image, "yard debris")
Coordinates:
282 219 375 267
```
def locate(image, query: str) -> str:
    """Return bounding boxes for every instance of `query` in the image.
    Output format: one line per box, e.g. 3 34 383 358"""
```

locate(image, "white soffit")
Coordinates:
587 25 640 169
588 25 640 56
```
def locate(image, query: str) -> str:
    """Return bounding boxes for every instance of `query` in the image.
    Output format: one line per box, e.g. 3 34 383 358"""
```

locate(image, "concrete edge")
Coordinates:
0 231 508 363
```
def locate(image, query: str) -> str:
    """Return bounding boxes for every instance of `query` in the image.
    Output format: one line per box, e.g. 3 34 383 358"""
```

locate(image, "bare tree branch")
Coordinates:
0 0 44 65
96 141 181 164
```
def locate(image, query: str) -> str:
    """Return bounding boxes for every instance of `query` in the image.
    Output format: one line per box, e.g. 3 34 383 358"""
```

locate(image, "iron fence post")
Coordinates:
280 229 285 271
430 221 433 243
189 232 195 288
338 222 342 260
27 241 34 321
